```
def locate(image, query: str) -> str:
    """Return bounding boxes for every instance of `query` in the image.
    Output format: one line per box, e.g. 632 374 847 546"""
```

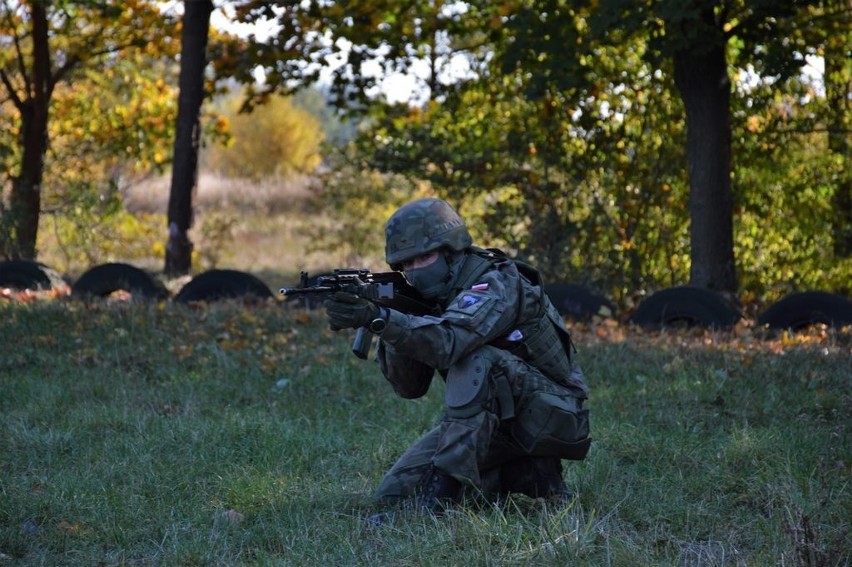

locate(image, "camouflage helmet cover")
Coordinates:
385 198 473 268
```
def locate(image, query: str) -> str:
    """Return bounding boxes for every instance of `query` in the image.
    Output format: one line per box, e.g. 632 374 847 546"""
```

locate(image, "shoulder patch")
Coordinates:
444 291 494 326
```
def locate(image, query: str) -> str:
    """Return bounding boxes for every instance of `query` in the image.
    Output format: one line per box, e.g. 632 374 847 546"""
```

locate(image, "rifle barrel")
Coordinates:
279 286 336 295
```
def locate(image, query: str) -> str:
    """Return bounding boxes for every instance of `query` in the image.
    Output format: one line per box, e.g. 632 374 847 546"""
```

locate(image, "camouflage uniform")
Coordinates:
371 198 590 505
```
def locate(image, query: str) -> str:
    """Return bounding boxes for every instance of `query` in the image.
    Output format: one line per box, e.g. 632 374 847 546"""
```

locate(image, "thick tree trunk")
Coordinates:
673 36 737 293
165 0 213 277
7 2 50 260
825 27 851 258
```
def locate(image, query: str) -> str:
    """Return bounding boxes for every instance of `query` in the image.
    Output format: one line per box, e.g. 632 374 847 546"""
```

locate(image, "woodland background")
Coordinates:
1 0 850 308
1 3 850 565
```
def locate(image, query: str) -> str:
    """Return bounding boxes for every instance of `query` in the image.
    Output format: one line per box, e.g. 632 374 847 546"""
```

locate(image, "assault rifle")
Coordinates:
280 269 439 359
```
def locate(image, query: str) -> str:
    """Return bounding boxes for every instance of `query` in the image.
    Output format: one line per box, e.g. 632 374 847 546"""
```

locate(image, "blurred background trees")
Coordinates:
204 91 324 180
0 0 180 260
0 0 848 306
227 0 847 302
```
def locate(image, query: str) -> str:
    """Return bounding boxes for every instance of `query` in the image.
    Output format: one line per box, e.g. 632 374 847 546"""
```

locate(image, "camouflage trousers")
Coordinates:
374 345 583 502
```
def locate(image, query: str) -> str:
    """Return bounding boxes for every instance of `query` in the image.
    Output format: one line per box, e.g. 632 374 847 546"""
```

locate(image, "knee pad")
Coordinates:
445 352 491 419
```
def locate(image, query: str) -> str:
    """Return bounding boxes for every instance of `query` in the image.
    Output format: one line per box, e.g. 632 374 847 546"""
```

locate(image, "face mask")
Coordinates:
405 254 452 299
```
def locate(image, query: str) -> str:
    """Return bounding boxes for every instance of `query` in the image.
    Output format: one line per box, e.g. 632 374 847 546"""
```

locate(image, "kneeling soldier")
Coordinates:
324 198 591 521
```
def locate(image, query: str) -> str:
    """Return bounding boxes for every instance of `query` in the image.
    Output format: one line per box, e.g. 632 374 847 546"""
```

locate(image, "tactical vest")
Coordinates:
452 248 588 397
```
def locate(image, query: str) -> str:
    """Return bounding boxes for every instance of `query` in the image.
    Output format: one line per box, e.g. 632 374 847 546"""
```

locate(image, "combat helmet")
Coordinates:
385 198 473 269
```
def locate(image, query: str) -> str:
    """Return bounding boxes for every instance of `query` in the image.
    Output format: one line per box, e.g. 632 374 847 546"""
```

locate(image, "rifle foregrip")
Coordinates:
352 327 373 360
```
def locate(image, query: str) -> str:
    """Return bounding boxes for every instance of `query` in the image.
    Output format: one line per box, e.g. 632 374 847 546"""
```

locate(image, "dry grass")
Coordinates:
119 172 376 287
33 171 390 293
124 172 316 215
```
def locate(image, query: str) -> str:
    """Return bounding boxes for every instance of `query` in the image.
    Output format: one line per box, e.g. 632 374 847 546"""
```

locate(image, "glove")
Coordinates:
324 291 379 331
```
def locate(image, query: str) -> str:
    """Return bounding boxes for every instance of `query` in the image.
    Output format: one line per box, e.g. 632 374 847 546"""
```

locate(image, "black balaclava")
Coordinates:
405 251 465 303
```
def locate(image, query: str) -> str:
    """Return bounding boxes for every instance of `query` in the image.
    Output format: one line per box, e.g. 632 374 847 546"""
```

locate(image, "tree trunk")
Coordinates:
825 23 851 258
672 30 737 293
7 1 50 260
165 0 213 277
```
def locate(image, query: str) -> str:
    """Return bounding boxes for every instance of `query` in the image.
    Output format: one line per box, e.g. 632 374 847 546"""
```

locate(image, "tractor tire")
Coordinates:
757 291 852 330
0 260 66 291
71 263 169 300
629 286 741 329
543 282 617 321
174 269 273 303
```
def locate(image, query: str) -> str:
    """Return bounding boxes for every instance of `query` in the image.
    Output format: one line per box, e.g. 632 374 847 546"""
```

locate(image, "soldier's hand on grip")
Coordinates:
324 291 379 331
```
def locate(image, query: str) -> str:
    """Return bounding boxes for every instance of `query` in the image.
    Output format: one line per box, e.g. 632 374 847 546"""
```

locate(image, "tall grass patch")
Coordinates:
1 301 849 565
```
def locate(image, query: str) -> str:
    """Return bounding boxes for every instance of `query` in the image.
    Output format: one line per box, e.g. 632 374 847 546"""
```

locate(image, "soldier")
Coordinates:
324 197 590 522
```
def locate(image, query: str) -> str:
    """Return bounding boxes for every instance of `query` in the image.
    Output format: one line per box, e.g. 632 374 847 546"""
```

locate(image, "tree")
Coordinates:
2 0 50 260
588 0 839 292
225 0 493 110
227 0 846 298
0 0 178 260
670 5 736 292
821 2 851 258
165 0 213 277
204 91 324 180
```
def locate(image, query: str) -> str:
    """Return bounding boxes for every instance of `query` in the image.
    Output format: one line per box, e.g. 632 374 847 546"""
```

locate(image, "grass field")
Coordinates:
0 296 849 566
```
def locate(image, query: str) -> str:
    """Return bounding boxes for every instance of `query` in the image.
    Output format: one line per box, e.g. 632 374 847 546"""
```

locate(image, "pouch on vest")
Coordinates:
511 391 591 460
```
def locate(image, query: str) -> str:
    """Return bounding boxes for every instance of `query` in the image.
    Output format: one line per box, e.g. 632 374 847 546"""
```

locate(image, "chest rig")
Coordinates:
452 248 586 397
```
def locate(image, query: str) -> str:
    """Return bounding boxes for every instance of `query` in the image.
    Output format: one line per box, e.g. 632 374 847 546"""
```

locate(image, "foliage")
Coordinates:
0 0 183 259
39 183 165 274
225 0 496 110
732 77 852 300
0 299 848 564
204 91 325 181
227 0 848 304
309 151 436 268
32 64 179 273
196 211 238 269
347 38 692 300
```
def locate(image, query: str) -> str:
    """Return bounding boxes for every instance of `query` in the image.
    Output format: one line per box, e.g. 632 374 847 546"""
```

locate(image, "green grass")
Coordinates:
1 299 849 566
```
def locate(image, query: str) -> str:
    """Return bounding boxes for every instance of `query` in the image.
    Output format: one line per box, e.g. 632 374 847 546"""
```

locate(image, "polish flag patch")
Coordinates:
471 283 489 291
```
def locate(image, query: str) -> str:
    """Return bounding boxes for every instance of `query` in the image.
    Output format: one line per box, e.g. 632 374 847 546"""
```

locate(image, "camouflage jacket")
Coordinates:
375 248 589 399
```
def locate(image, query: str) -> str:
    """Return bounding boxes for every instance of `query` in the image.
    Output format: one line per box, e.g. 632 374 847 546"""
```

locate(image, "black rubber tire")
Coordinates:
757 291 852 330
543 282 617 320
629 286 741 329
0 260 66 291
174 269 273 303
71 263 169 300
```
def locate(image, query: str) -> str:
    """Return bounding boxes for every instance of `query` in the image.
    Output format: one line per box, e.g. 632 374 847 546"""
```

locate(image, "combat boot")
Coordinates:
536 473 576 508
499 457 576 507
365 467 463 526
531 458 576 508
414 467 462 516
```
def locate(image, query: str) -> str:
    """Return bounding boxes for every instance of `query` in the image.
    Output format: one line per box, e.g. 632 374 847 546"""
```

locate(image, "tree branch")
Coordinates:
1 5 32 96
0 69 23 109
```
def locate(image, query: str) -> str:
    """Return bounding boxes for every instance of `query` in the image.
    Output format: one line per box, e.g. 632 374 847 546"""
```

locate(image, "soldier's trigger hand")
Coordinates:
324 292 379 330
